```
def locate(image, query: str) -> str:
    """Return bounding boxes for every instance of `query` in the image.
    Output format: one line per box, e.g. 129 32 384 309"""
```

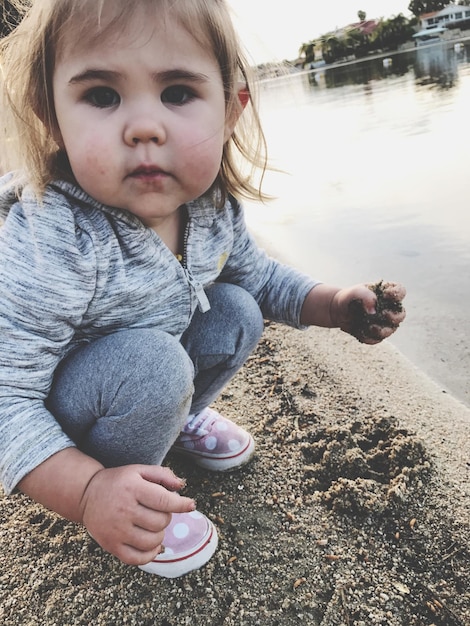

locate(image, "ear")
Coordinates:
238 86 250 109
32 98 64 148
41 111 65 149
52 126 65 150
224 84 250 142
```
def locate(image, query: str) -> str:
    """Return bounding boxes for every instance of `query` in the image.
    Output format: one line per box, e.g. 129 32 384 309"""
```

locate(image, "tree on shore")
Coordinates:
408 0 447 18
299 11 417 66
321 34 348 64
370 14 416 51
346 27 370 58
358 10 366 21
298 40 316 66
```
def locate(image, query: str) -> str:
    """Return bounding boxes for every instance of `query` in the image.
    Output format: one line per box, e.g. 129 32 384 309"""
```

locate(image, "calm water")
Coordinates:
244 42 470 407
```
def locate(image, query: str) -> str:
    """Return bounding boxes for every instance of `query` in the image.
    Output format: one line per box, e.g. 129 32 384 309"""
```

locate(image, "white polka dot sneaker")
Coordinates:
172 407 255 471
138 511 218 578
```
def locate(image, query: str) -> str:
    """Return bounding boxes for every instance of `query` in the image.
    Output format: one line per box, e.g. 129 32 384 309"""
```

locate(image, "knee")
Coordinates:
63 329 194 409
208 283 264 342
116 329 194 395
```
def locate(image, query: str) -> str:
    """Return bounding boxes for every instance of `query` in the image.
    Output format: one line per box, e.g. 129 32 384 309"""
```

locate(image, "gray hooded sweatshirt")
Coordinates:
0 176 317 494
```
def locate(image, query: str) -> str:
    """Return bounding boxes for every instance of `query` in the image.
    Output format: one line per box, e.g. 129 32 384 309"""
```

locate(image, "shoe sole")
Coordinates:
138 519 218 578
174 435 255 472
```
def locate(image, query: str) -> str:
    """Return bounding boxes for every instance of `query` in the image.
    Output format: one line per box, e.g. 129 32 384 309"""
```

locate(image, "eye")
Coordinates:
84 86 120 108
161 85 196 106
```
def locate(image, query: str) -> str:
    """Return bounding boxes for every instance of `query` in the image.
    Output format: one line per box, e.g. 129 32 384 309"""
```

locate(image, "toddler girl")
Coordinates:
0 0 405 578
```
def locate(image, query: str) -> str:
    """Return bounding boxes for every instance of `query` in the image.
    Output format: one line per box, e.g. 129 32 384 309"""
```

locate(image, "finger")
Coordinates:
133 508 172 534
362 323 398 343
123 526 167 554
383 309 406 326
116 539 165 566
381 281 407 301
138 483 196 514
139 465 187 491
355 288 378 315
354 324 394 345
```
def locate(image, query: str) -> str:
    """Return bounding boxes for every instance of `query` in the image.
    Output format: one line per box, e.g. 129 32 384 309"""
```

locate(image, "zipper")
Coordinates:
180 218 211 313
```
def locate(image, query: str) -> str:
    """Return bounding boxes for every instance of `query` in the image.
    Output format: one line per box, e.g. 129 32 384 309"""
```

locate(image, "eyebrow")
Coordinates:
68 68 211 85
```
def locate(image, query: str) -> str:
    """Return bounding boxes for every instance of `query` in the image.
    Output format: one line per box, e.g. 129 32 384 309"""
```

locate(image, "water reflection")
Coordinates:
414 44 459 88
307 42 470 91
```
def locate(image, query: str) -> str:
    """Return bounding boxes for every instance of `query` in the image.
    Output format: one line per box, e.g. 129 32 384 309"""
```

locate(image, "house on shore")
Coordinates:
413 4 470 45
420 4 470 30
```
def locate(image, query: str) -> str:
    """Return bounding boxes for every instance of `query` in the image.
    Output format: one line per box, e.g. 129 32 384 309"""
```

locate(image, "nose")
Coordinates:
123 114 166 146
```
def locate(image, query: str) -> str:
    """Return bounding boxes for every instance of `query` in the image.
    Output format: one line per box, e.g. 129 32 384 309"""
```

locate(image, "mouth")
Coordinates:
128 165 169 181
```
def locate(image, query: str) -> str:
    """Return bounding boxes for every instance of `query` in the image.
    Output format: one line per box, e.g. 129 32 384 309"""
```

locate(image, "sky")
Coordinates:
227 0 412 63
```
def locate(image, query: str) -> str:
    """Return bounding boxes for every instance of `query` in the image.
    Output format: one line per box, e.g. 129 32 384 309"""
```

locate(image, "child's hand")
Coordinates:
80 465 195 566
331 281 406 344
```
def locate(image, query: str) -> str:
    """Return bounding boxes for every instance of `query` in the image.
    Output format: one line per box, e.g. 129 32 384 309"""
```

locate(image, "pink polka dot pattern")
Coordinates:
173 407 255 471
139 511 218 578
162 511 205 554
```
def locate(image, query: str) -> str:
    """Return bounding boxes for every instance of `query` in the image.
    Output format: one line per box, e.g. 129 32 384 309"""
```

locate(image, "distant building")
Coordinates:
413 4 470 46
332 19 380 40
347 19 380 37
419 4 470 30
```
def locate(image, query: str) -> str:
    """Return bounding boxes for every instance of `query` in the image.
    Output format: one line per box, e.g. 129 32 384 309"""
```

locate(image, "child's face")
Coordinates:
52 15 234 227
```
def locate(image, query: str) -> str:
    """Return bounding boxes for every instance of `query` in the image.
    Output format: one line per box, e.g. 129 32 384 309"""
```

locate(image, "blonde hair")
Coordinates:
0 0 269 204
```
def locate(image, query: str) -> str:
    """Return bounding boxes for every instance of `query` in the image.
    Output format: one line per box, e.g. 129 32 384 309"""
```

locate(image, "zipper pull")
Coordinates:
193 281 211 313
184 268 211 313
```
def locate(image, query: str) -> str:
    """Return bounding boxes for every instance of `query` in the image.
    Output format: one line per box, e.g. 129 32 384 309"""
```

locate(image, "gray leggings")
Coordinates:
46 283 264 468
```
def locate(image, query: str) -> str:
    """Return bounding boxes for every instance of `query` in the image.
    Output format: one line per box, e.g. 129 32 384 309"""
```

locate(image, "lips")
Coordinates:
128 165 169 180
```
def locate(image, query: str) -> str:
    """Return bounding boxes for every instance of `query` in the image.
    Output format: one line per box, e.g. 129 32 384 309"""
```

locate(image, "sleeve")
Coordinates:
219 197 319 328
0 197 97 494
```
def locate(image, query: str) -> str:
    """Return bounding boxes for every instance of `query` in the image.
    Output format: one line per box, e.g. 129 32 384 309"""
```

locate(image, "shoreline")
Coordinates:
293 324 470 502
258 32 470 83
251 235 470 411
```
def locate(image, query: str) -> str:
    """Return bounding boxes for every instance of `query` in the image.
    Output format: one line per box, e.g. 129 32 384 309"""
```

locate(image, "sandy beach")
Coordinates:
1 322 469 625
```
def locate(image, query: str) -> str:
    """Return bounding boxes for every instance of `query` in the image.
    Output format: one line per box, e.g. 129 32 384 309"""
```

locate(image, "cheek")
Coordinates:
63 136 117 204
66 134 113 181
181 129 224 176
